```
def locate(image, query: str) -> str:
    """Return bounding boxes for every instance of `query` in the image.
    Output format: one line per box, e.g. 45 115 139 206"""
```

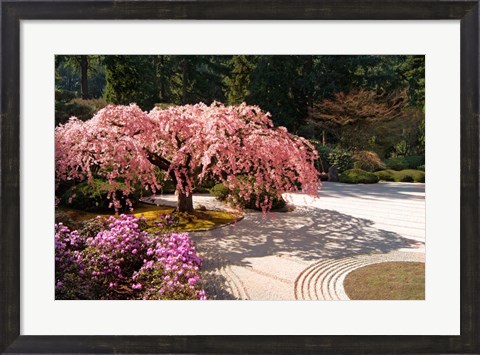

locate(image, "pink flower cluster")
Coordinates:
55 215 206 300
55 223 85 277
132 232 206 300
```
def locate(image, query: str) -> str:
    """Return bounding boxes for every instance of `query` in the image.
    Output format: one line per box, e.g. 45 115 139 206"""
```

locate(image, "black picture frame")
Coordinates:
1 1 478 353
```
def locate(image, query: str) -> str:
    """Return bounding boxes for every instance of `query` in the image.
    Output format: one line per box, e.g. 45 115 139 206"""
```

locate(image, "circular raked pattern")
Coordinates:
294 251 425 300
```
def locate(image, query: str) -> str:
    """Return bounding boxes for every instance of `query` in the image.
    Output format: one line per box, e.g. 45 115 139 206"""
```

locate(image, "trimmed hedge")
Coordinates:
374 169 425 183
339 169 379 184
384 157 409 171
374 169 396 182
210 183 286 210
384 156 425 171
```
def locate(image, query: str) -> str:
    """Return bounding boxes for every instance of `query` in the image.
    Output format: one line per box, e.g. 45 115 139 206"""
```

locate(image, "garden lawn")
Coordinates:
343 261 425 300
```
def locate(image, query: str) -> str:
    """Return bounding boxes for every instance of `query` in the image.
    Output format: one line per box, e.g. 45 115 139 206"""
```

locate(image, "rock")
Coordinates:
328 166 339 182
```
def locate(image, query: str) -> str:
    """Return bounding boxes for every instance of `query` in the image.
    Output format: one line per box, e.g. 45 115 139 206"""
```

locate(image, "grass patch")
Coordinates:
344 262 425 300
57 203 239 232
374 169 425 183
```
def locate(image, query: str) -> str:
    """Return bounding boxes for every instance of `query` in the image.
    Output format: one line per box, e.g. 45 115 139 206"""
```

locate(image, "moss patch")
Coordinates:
344 262 425 300
57 203 239 232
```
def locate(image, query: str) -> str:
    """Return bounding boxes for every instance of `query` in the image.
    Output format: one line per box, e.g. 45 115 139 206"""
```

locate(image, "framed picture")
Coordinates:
1 0 478 353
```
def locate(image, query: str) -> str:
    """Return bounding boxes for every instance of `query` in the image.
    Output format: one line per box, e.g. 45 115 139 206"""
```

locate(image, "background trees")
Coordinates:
55 54 425 158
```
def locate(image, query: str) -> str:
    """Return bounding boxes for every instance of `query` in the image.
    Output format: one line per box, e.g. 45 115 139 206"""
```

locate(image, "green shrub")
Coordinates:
384 157 409 171
417 164 425 171
353 151 386 172
194 179 216 193
385 156 425 171
397 169 425 183
55 94 108 126
61 178 147 212
210 182 286 210
399 174 414 182
375 169 425 183
339 169 379 184
328 147 354 173
315 144 332 173
55 89 76 102
374 170 396 182
405 155 425 169
69 98 108 119
209 183 230 201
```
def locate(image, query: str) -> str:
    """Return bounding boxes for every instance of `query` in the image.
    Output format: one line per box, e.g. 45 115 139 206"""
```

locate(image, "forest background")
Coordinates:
55 55 425 168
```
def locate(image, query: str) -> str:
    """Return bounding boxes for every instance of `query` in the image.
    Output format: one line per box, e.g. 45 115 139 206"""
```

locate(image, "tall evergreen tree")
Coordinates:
103 55 158 109
225 55 255 105
247 55 314 132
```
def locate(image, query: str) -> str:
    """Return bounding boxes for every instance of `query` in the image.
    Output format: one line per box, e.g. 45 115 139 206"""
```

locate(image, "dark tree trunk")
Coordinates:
177 190 193 213
80 55 89 99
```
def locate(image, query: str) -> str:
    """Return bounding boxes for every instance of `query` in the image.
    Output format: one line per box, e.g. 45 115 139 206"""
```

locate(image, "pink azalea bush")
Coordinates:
55 214 206 300
55 102 320 213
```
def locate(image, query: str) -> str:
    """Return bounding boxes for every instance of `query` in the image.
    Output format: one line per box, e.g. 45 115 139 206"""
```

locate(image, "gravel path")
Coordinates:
148 182 425 300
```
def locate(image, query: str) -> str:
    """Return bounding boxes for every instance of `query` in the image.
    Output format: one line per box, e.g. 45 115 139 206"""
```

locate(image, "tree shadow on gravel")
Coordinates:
199 259 239 300
194 207 423 272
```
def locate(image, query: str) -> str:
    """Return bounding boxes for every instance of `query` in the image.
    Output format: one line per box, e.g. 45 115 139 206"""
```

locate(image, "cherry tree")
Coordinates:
55 102 320 213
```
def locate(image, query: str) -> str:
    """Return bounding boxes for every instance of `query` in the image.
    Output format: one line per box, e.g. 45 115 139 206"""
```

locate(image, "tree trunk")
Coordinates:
177 190 193 213
80 55 89 99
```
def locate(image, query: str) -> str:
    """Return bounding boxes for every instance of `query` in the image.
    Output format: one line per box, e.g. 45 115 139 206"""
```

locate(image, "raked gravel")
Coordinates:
147 182 425 300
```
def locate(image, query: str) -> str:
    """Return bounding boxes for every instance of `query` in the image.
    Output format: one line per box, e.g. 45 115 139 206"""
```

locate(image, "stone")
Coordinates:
328 166 339 182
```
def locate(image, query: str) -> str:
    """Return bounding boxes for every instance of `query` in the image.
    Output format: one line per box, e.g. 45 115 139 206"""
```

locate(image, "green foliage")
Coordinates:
210 183 286 210
399 56 425 108
209 183 230 201
374 170 396 182
193 179 216 193
398 169 425 183
248 55 313 131
55 90 108 125
404 155 425 169
225 55 254 105
55 55 106 98
417 164 425 171
374 169 425 183
103 55 158 109
61 179 148 212
353 151 386 172
55 54 425 159
339 169 379 184
399 174 414 182
384 156 425 171
328 147 354 173
384 157 409 171
309 141 332 172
